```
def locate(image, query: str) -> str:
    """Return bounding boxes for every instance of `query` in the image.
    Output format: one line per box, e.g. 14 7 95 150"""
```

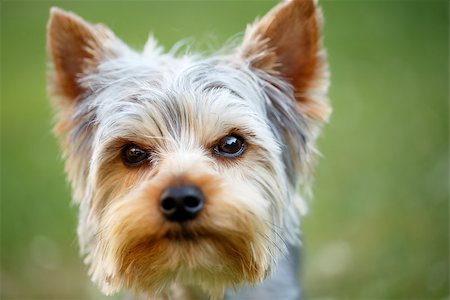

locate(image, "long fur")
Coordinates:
47 1 330 298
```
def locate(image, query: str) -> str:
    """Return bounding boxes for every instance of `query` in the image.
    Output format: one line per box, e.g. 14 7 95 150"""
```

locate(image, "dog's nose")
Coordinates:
160 186 204 222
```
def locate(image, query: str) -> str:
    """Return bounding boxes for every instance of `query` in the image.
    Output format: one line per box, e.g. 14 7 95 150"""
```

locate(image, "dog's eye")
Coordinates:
214 135 246 158
121 144 149 167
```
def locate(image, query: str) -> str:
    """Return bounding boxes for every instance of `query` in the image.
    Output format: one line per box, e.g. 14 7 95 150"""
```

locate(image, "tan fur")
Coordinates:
92 155 271 297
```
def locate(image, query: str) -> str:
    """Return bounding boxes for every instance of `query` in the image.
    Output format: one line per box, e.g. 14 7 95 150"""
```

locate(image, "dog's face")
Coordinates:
47 0 329 297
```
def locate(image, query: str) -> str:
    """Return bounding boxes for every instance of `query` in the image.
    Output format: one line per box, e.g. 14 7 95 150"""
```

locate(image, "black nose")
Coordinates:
160 186 204 222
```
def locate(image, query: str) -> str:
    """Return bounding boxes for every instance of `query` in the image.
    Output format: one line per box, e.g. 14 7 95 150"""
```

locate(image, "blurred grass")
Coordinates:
1 1 448 299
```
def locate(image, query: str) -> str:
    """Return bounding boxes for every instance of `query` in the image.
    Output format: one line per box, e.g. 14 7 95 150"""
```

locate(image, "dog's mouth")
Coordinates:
164 226 211 241
165 230 196 240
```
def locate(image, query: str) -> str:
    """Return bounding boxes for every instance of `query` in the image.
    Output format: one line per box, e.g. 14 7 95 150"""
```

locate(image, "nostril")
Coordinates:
161 197 176 211
184 196 201 209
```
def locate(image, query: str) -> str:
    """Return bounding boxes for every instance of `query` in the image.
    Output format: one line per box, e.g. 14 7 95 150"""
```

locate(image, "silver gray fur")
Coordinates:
225 244 301 300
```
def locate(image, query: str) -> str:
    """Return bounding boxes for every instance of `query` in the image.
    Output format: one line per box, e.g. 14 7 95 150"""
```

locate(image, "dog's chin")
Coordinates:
94 221 270 298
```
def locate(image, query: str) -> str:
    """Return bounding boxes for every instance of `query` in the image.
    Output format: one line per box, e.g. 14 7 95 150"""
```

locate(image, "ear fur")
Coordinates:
47 7 121 104
236 0 330 122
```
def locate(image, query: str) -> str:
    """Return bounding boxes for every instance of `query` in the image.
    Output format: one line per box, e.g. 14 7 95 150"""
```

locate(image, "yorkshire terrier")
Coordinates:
47 0 330 299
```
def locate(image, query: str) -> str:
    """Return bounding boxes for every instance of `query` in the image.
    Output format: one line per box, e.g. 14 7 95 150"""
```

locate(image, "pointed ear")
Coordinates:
47 7 122 104
236 0 330 122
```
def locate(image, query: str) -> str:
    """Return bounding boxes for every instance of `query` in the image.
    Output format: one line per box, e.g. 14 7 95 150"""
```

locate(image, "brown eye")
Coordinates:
121 144 149 167
214 135 246 158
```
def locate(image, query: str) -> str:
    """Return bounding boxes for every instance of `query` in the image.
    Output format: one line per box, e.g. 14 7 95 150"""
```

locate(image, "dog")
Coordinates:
46 0 330 299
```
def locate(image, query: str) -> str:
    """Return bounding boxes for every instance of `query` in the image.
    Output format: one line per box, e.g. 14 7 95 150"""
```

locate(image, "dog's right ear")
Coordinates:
47 7 123 105
234 0 330 122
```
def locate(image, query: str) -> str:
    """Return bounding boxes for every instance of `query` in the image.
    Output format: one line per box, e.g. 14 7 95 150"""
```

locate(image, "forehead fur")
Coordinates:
78 50 290 148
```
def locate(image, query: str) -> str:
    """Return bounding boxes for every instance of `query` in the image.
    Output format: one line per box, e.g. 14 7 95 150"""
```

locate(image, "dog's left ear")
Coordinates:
236 0 330 122
47 7 125 105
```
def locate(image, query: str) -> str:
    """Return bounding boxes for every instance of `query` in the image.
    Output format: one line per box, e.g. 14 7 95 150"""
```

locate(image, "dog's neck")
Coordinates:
224 243 301 300
125 283 207 300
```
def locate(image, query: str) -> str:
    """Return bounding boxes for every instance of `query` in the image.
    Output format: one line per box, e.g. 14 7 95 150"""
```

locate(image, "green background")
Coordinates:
1 0 448 299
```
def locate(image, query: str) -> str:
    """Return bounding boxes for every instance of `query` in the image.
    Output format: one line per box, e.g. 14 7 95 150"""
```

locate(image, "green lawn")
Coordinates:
1 1 448 299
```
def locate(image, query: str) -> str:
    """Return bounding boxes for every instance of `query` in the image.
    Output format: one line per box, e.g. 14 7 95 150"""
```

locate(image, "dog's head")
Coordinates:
47 0 330 297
